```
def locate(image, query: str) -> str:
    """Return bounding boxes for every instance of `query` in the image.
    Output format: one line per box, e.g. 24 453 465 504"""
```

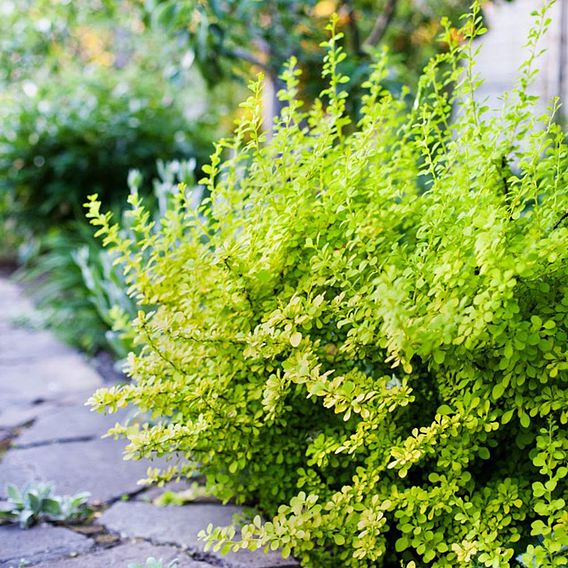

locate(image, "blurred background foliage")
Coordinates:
140 0 512 121
0 0 218 240
0 0 221 356
0 0 513 359
0 66 213 232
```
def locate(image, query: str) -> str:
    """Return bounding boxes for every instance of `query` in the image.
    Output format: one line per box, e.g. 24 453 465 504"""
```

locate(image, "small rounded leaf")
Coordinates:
290 332 302 347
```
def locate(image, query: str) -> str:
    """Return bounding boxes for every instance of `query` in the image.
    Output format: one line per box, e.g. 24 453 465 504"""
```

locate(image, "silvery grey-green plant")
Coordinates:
0 483 91 528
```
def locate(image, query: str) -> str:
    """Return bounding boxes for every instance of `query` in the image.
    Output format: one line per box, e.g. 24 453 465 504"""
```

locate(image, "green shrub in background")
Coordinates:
88 4 567 567
0 64 213 236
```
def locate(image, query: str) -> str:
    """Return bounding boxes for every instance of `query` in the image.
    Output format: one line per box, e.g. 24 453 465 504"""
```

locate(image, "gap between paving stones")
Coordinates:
14 435 97 450
39 540 217 568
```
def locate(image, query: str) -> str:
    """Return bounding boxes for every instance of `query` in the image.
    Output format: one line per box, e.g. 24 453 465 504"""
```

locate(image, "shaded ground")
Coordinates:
0 276 298 568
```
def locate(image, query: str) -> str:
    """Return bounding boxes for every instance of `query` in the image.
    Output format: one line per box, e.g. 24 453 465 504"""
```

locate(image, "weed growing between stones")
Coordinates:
128 558 178 568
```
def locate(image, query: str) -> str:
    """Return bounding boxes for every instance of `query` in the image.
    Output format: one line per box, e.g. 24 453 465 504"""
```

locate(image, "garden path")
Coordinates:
0 274 298 568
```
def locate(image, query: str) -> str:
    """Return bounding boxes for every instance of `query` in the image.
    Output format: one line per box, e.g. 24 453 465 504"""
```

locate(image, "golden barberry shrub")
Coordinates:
88 4 567 566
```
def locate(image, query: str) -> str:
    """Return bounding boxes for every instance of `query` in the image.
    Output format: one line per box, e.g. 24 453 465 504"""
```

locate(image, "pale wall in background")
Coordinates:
475 0 567 114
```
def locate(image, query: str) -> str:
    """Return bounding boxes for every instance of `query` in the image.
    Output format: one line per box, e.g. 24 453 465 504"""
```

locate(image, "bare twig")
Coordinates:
364 0 399 49
552 211 568 230
342 0 363 55
229 46 272 74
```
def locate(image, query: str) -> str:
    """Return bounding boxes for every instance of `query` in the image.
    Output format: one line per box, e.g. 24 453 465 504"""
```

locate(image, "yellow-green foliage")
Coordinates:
88 5 567 567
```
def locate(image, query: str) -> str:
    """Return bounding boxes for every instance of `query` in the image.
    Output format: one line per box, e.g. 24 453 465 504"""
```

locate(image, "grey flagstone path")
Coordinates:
0 275 298 568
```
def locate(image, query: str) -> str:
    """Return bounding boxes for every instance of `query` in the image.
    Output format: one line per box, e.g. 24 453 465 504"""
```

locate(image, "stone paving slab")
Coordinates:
0 390 104 439
0 279 33 321
0 401 56 434
0 326 74 364
0 438 162 503
0 355 102 406
14 405 126 447
0 523 93 567
40 541 215 568
99 502 299 568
